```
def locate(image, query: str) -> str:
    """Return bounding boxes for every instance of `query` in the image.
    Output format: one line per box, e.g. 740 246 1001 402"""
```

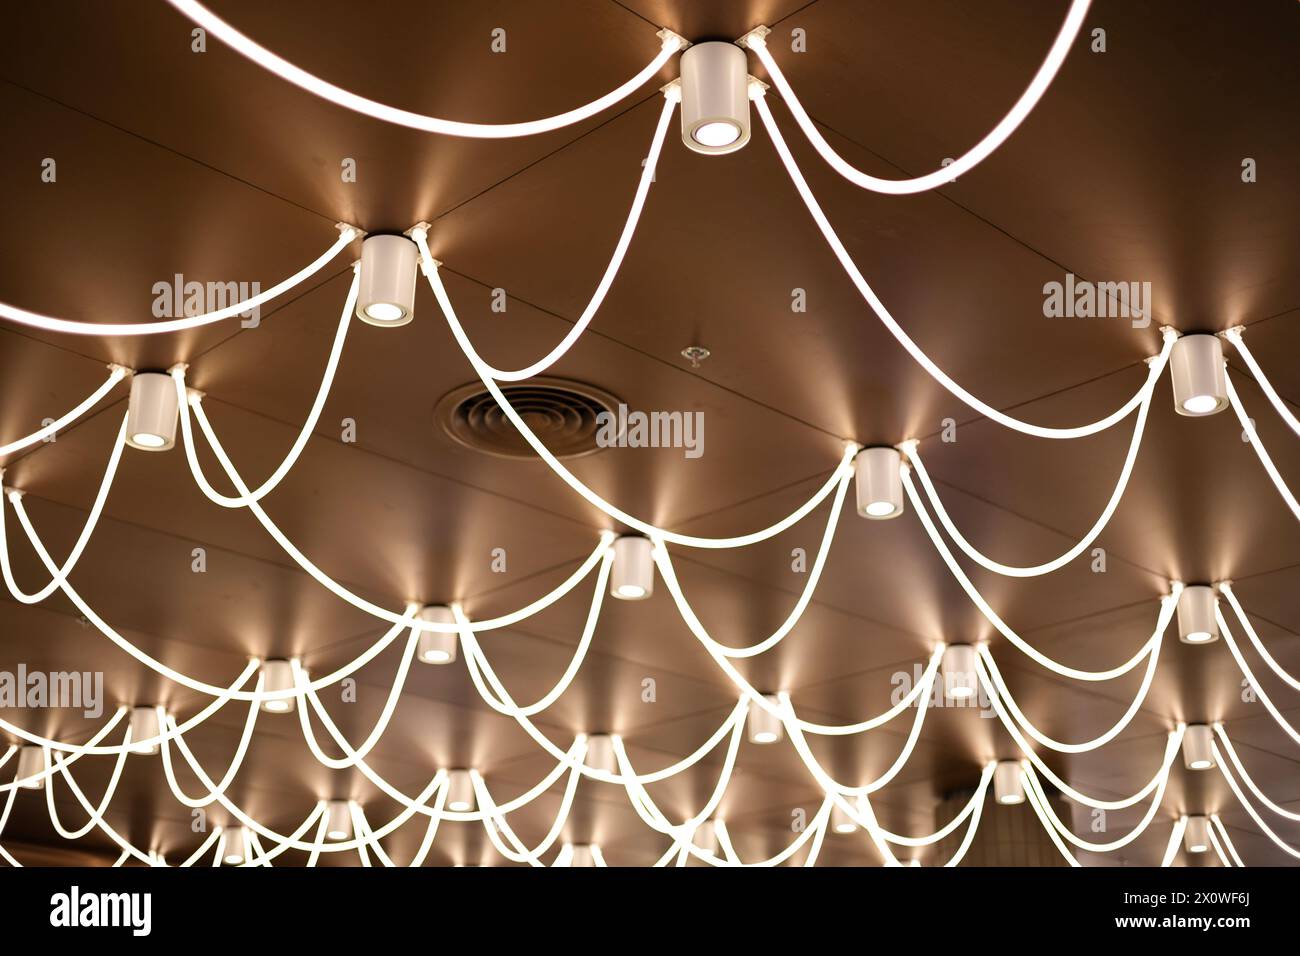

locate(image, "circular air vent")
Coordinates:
434 377 621 460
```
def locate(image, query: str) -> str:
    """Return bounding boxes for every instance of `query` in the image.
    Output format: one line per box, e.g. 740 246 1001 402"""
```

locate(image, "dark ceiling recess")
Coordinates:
435 378 621 459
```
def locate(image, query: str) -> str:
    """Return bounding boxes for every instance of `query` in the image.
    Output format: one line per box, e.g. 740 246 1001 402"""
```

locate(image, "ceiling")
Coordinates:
1 0 1298 867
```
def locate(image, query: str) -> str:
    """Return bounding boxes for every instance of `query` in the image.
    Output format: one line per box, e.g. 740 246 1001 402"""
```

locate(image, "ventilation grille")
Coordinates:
434 378 620 460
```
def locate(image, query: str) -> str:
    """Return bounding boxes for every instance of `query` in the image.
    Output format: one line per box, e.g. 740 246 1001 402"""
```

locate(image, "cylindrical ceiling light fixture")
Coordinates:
125 372 179 451
325 800 352 841
1183 815 1210 854
1183 724 1216 771
747 695 783 745
830 802 859 834
129 706 161 756
942 644 978 701
1177 586 1218 644
586 734 616 774
416 604 458 664
447 769 475 812
694 819 719 851
16 745 46 790
1170 334 1228 416
679 41 750 155
569 844 598 867
855 447 904 519
356 234 418 327
259 659 296 713
993 760 1025 805
222 826 248 865
610 535 654 601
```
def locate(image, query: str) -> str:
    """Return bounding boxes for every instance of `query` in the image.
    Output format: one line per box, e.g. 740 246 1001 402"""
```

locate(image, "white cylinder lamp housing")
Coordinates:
222 826 248 865
610 535 654 600
447 769 475 812
129 706 161 756
1170 334 1228 416
569 844 597 867
1183 724 1216 771
16 745 46 790
325 800 352 841
356 234 418 327
942 644 978 701
748 695 783 745
679 42 751 154
417 604 458 664
125 372 179 451
1184 815 1210 854
993 760 1025 805
830 803 859 834
259 659 296 713
855 447 904 519
1177 586 1218 644
694 819 719 850
586 734 616 774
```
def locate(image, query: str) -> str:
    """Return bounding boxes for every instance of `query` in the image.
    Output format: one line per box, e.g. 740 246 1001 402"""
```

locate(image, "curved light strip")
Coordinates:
295 653 587 822
779 685 935 796
1020 766 1081 867
875 763 995 848
182 271 358 508
42 750 160 866
181 384 617 633
165 716 450 853
1223 328 1300 437
654 541 940 730
1216 607 1300 747
1206 822 1232 867
697 804 831 868
754 93 1159 440
1211 814 1245 867
935 773 992 867
473 764 582 867
160 693 262 808
457 612 752 786
1212 743 1300 861
166 0 684 138
8 492 435 703
616 718 743 835
648 465 854 660
353 799 446 868
45 729 133 840
976 652 1184 811
0 365 128 457
1227 372 1300 521
903 341 1172 577
743 0 1091 195
0 711 127 794
792 647 944 736
468 97 676 381
416 232 860 548
462 554 612 718
612 724 803 867
0 226 356 336
904 467 1171 681
1 415 128 604
1220 583 1300 693
292 634 420 770
0 664 255 762
1212 725 1300 823
1160 816 1188 867
1023 759 1171 852
977 634 1166 753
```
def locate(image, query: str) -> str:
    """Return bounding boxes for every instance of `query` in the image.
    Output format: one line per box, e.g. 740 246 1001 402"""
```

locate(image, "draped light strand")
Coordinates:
740 0 1092 195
